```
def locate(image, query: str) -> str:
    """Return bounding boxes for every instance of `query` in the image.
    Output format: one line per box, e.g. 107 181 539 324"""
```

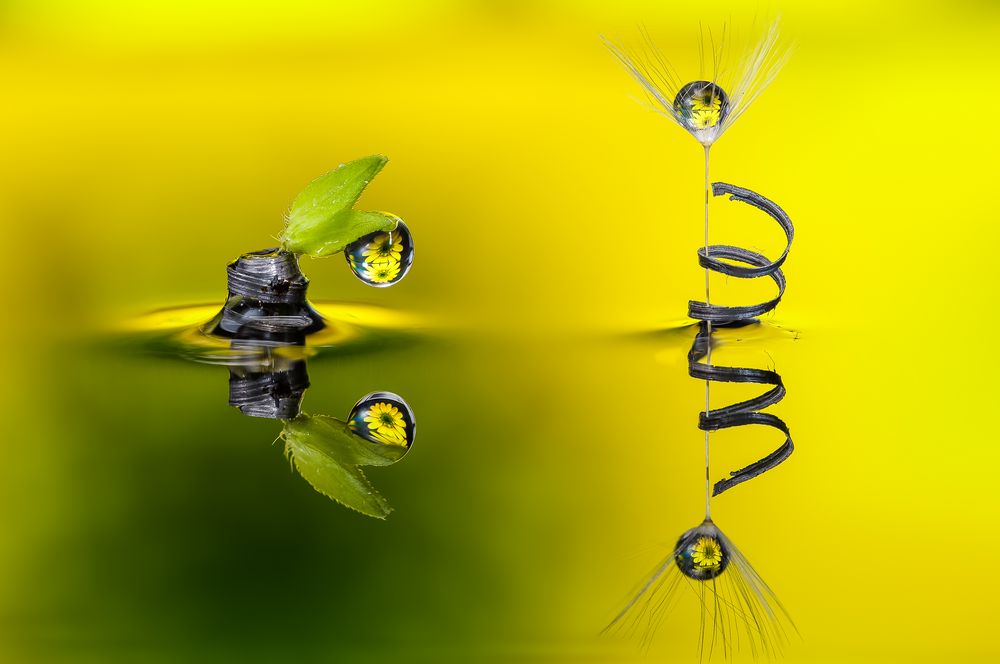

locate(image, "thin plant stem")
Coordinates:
703 143 712 520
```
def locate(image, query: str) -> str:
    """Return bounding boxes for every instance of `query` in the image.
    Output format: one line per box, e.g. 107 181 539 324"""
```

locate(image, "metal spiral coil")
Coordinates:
687 182 794 496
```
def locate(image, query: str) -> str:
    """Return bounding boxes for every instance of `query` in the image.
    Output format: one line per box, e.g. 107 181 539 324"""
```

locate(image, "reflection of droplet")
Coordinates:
674 521 729 580
349 391 416 450
344 219 414 288
673 81 730 132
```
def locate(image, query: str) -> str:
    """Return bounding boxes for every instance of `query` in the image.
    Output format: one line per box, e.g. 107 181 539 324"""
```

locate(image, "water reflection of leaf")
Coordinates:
280 156 399 257
281 414 407 518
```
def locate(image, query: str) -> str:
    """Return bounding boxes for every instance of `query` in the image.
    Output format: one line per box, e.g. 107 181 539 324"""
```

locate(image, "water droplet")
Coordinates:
673 81 730 132
344 219 414 287
674 520 729 580
348 391 415 450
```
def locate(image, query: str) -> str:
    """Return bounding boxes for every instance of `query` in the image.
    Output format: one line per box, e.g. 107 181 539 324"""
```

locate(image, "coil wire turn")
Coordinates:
687 182 794 496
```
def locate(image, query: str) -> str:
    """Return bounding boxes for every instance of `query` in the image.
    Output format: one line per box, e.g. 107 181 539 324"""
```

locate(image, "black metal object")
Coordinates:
688 183 793 324
203 248 325 343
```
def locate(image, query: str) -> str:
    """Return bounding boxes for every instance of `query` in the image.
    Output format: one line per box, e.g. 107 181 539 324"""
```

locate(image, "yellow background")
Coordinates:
1 1 998 662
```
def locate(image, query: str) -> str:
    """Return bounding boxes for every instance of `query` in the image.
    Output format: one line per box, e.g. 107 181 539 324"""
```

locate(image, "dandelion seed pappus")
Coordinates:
601 17 798 659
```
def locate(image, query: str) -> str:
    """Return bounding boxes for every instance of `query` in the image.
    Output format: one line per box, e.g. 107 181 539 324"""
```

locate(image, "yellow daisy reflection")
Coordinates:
686 91 724 128
363 232 403 264
362 260 401 284
364 402 408 446
691 537 723 568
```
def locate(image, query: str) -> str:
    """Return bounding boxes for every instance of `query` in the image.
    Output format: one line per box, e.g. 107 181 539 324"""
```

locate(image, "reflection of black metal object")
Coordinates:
687 183 794 496
228 347 310 419
203 248 325 343
688 322 792 495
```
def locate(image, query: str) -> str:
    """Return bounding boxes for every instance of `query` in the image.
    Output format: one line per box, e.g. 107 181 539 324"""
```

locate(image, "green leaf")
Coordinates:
292 210 400 257
288 414 408 466
285 435 391 518
281 414 408 518
280 156 399 257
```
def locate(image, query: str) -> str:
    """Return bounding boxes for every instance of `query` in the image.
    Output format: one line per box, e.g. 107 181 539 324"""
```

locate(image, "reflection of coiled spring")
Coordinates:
687 182 794 496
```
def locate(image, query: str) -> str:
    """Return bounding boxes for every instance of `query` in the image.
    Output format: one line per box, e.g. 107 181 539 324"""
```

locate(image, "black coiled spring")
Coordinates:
687 182 795 496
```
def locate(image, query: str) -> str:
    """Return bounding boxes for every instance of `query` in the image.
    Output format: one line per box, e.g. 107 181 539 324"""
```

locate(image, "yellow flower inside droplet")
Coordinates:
362 232 403 264
364 402 408 446
363 260 402 284
686 90 724 128
691 537 723 568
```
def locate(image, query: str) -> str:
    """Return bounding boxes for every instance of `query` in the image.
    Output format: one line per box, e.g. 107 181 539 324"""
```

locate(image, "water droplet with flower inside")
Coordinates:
344 219 414 287
673 81 730 142
674 520 730 580
348 391 416 451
